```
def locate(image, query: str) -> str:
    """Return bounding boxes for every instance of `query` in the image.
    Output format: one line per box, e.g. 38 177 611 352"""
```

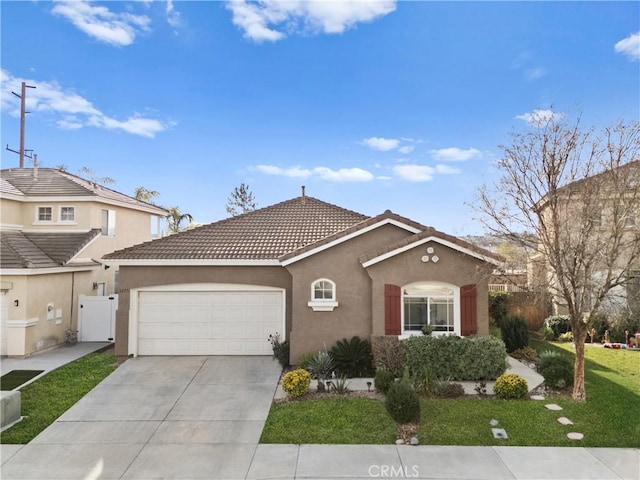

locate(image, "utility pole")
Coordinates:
6 81 36 168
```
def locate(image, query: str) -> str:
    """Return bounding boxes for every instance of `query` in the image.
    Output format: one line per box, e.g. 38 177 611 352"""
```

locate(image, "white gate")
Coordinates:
0 293 8 356
78 295 118 342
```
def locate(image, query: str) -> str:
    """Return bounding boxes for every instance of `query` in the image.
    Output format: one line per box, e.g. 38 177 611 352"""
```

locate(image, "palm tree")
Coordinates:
134 186 160 204
166 206 194 234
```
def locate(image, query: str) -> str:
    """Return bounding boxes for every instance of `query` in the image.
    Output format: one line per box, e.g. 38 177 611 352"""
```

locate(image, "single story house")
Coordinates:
104 192 502 362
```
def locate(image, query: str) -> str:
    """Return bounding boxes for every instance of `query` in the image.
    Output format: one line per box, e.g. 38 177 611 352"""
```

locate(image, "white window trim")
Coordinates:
308 278 338 312
400 281 460 336
59 205 77 224
34 205 53 224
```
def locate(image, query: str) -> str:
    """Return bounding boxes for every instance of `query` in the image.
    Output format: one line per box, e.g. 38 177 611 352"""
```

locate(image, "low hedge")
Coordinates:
404 334 508 381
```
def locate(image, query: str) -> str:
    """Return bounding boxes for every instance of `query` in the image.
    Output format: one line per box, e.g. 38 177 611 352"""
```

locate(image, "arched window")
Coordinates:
402 282 460 334
308 278 338 311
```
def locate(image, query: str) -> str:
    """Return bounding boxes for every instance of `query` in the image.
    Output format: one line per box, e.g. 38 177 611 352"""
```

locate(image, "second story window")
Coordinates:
308 278 338 311
37 206 52 221
101 209 116 237
60 206 75 222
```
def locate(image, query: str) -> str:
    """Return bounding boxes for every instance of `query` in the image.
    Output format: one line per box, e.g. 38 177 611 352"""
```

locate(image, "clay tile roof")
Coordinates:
0 229 101 269
358 227 504 265
278 210 427 262
104 196 370 260
0 168 168 214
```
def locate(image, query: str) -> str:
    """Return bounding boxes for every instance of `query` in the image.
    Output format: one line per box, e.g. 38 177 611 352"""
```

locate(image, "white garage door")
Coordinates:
137 289 284 355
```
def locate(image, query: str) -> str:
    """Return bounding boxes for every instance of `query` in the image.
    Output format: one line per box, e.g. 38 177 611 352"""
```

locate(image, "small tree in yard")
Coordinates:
476 113 640 402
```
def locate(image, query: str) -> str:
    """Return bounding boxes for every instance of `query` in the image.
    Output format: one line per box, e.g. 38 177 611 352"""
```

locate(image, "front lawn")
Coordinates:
261 340 640 446
1 351 118 444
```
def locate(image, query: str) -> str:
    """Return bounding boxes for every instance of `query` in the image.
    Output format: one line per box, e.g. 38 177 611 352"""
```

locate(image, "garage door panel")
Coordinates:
137 289 283 355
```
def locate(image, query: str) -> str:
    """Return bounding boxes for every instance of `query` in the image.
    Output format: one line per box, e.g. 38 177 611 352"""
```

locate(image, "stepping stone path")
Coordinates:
530 394 545 400
557 417 574 425
567 432 584 440
545 403 563 411
492 428 508 439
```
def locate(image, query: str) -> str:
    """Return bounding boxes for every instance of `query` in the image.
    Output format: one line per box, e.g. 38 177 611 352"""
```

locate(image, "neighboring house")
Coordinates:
0 167 168 357
532 160 640 316
104 193 502 362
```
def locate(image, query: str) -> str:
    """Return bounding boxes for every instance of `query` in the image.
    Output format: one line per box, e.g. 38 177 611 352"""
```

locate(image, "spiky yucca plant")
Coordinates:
329 336 374 378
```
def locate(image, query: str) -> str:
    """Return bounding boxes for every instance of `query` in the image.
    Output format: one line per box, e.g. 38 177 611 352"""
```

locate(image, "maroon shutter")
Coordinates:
385 284 402 335
460 284 477 336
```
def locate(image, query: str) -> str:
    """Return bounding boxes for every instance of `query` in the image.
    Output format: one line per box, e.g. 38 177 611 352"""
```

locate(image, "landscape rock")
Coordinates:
410 436 419 446
545 403 563 411
395 439 405 445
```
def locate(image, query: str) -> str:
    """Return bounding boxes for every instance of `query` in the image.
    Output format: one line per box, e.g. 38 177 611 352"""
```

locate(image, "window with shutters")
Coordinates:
401 282 460 335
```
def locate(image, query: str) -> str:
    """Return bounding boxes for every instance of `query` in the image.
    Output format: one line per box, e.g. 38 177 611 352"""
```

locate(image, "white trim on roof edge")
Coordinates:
361 236 501 268
103 259 281 267
0 266 98 275
280 218 421 266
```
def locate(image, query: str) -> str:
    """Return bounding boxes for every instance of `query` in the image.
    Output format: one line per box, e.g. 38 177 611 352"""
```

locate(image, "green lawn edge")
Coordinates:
261 340 640 447
1 351 118 444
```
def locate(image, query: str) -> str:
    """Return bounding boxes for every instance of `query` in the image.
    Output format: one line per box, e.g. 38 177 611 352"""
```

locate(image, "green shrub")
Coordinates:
544 315 571 338
268 333 290 369
404 335 507 381
329 336 373 377
410 365 438 395
374 369 396 394
538 350 574 389
328 376 350 394
433 381 466 398
295 351 316 370
384 378 421 424
494 373 528 399
539 325 556 341
371 335 406 377
306 351 335 390
500 316 529 353
510 346 538 362
608 312 640 343
489 291 509 326
281 368 311 397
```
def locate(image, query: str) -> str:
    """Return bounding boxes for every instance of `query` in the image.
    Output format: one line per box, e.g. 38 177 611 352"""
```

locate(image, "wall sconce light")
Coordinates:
14 300 19 307
93 282 98 290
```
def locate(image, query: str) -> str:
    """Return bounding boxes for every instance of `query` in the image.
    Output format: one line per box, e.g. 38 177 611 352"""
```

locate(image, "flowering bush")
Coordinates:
493 373 528 399
281 368 311 397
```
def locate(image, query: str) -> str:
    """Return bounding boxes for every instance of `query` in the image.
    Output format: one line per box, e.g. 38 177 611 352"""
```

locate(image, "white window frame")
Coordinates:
308 278 338 312
59 206 76 223
36 206 53 223
150 215 161 238
101 209 116 237
401 281 460 337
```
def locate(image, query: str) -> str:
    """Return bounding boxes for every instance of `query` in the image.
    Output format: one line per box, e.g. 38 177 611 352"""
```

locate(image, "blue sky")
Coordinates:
2 1 639 235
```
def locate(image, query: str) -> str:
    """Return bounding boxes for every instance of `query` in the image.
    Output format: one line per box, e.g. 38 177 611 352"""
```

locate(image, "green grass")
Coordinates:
260 397 396 444
261 340 640 446
1 352 118 444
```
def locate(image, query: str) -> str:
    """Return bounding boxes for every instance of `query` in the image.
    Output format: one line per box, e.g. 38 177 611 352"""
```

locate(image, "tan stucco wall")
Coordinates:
286 224 412 362
0 198 23 226
365 240 492 338
5 271 97 356
114 265 293 356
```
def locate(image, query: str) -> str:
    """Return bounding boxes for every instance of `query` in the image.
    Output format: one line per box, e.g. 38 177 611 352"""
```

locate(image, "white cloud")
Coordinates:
226 0 396 42
615 31 640 62
51 1 150 47
362 136 400 151
429 147 481 162
253 164 374 182
313 167 374 182
166 0 183 29
1 69 169 138
435 164 460 174
393 164 435 182
398 145 415 154
254 165 312 178
525 67 547 80
515 109 564 126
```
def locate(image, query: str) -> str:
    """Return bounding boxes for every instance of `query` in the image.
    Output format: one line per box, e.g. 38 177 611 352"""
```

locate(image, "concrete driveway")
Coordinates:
1 355 282 480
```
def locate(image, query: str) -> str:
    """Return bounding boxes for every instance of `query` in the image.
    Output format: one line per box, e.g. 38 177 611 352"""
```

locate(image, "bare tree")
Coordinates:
226 183 257 216
166 206 194 234
134 186 160 204
476 114 640 402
